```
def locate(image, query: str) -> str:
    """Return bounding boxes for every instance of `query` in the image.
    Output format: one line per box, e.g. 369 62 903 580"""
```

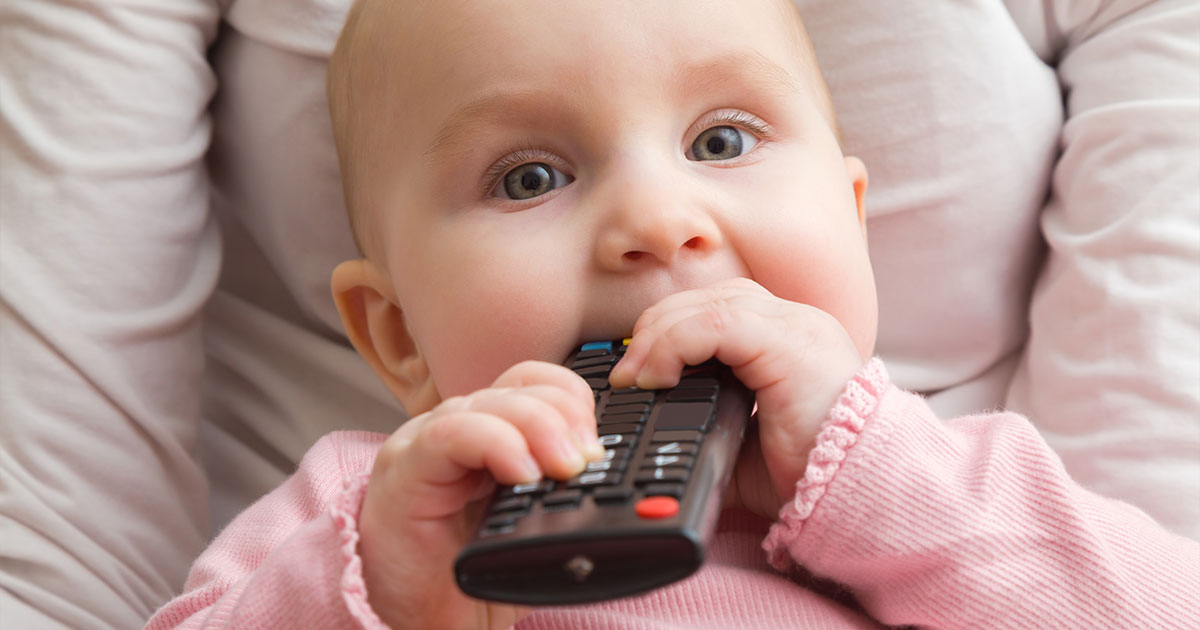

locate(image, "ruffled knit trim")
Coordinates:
330 472 391 630
762 358 889 571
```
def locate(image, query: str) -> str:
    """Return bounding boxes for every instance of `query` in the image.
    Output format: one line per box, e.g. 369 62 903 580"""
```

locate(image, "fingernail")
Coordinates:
608 361 629 383
576 428 605 460
519 455 542 482
556 436 585 472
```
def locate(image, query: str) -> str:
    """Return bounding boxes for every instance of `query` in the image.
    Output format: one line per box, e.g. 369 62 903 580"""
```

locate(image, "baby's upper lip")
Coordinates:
580 270 754 344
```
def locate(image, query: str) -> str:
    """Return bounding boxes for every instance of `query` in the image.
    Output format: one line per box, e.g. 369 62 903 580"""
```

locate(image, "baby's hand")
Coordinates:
609 278 864 521
357 361 603 630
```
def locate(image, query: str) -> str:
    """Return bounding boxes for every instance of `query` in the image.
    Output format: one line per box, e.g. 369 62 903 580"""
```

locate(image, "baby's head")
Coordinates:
327 0 876 414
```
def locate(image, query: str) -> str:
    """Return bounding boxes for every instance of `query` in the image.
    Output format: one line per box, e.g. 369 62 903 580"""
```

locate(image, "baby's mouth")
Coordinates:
579 270 753 348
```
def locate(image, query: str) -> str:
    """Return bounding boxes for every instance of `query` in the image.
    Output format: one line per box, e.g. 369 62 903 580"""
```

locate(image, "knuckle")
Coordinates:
375 437 407 468
462 387 508 412
696 298 730 333
509 359 542 374
499 359 558 386
380 414 426 457
727 277 761 291
436 393 472 413
421 410 470 445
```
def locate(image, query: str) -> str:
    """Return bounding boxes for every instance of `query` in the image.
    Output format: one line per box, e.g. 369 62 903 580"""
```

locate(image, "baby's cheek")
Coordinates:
746 237 877 355
419 277 582 397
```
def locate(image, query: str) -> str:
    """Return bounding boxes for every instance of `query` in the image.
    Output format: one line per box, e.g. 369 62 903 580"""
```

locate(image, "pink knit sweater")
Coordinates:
146 361 1200 629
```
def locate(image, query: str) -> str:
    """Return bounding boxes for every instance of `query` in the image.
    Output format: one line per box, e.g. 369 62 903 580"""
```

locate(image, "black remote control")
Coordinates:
454 339 754 605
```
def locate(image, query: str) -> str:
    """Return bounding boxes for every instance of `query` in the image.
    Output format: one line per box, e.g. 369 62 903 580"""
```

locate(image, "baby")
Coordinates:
147 1 1198 629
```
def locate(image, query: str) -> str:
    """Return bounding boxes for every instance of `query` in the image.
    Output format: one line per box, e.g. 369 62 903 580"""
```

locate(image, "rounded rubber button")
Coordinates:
635 496 679 519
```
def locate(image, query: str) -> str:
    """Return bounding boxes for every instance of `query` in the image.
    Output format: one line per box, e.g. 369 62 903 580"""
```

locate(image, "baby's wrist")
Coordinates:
764 358 890 569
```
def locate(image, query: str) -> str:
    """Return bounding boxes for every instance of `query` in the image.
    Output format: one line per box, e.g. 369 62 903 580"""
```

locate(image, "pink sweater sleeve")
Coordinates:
764 359 1200 629
144 431 388 630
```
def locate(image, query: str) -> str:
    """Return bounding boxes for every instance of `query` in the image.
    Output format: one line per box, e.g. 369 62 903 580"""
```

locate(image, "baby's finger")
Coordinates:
613 281 769 385
518 383 604 459
375 410 543 522
493 360 603 456
408 410 543 487
493 360 595 408
628 278 768 338
462 388 595 479
632 300 786 391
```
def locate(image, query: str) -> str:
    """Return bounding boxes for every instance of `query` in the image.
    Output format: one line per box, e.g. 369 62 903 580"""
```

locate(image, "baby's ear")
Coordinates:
844 156 869 241
331 259 441 415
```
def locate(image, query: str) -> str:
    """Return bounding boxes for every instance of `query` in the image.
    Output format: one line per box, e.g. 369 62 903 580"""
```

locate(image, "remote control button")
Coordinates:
499 479 555 498
597 423 642 436
491 495 533 513
648 454 695 468
649 441 699 456
571 355 617 369
599 446 632 462
585 458 628 473
584 377 611 390
485 513 521 528
480 522 516 537
635 467 689 484
542 489 583 507
598 412 646 426
635 496 679 519
641 483 686 498
655 402 715 431
576 349 611 360
602 402 651 417
580 341 613 352
650 430 703 444
599 433 638 449
677 376 719 389
666 387 717 403
566 471 622 488
593 486 634 503
574 365 612 378
608 391 655 405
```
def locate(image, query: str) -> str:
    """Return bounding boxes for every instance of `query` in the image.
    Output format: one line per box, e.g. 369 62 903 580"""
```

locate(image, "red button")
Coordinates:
635 496 679 519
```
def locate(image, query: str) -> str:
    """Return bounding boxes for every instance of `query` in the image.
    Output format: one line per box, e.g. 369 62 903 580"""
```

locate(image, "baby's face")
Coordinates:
354 0 876 399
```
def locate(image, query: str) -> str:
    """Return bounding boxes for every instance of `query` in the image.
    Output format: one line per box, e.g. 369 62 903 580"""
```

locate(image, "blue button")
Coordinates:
580 341 613 352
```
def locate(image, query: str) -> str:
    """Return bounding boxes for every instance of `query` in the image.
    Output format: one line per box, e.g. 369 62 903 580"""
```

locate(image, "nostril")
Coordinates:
623 251 646 262
683 237 703 250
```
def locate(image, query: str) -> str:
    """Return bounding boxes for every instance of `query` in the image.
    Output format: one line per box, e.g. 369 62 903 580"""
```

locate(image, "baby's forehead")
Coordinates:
348 0 821 86
347 0 829 126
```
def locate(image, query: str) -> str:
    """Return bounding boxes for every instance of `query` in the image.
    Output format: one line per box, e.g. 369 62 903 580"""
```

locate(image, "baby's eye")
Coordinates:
689 125 759 161
494 162 573 200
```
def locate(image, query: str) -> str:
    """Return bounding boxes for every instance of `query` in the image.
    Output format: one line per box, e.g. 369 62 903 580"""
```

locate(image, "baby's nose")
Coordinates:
594 201 724 271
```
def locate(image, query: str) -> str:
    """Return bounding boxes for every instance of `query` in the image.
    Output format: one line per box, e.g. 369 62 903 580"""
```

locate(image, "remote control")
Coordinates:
454 339 754 605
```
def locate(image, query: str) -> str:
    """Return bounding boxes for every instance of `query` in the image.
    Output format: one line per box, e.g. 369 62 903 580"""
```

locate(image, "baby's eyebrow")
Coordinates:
424 51 801 160
676 51 801 104
425 89 545 159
